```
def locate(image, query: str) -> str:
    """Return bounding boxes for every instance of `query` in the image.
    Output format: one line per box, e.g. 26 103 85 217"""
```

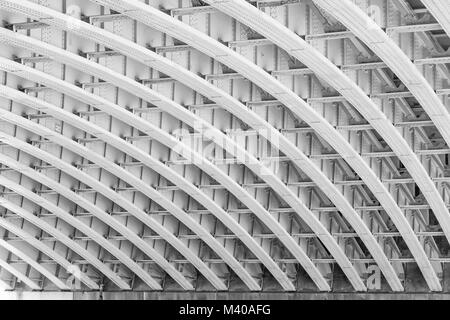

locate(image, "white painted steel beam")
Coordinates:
0 255 40 290
0 172 166 290
0 89 282 291
0 29 342 291
200 0 444 291
0 238 69 290
89 0 406 292
0 216 103 290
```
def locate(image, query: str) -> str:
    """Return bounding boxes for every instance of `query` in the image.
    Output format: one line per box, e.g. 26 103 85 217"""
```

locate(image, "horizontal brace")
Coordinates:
77 138 102 143
29 139 54 145
307 96 348 103
79 81 111 89
185 103 220 110
62 257 450 265
341 62 389 71
336 123 372 131
140 78 177 85
84 50 122 59
415 57 450 65
77 110 107 116
205 73 246 81
386 23 442 35
75 163 101 169
257 0 300 8
32 164 56 170
16 56 51 64
34 189 58 195
305 31 354 41
395 120 434 128
416 149 450 155
228 38 274 48
26 113 53 119
170 6 217 16
154 44 192 54
87 13 129 24
7 21 48 31
129 107 160 113
21 86 51 93
72 188 96 194
371 92 415 99
271 68 314 76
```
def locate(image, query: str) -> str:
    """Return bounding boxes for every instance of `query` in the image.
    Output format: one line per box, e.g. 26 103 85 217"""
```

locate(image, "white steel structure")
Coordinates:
0 0 449 297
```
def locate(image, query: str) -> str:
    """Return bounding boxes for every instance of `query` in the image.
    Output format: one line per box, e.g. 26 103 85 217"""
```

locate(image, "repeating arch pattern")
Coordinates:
0 236 69 290
88 0 402 292
0 0 360 291
0 0 448 293
0 213 103 290
199 0 445 291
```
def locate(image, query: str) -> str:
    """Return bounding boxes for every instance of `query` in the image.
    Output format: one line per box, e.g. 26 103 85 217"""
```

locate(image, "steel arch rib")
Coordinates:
0 174 168 290
0 153 229 291
0 203 120 290
0 10 351 292
311 0 450 230
0 33 321 292
1 0 442 292
422 1 450 40
198 0 444 291
0 42 338 290
0 3 368 291
0 60 296 291
0 92 275 291
93 0 409 292
0 238 68 290
0 58 367 292
89 0 405 292
0 122 256 292
0 86 318 292
0 215 103 290
0 254 40 290
0 104 211 292
0 138 178 291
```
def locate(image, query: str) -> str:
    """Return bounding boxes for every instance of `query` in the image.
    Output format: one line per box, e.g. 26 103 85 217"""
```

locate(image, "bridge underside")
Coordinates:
0 0 450 298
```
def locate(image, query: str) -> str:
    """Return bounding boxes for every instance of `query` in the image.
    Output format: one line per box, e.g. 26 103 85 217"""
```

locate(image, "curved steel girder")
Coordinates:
312 0 450 233
0 204 119 290
0 122 257 292
0 254 40 290
0 156 230 291
0 94 222 292
0 215 102 290
422 1 450 40
0 6 366 290
0 237 68 290
0 60 296 291
0 175 168 290
0 94 274 292
0 59 377 291
0 32 321 292
199 0 443 291
0 188 167 291
0 10 348 291
88 0 405 292
0 43 340 291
